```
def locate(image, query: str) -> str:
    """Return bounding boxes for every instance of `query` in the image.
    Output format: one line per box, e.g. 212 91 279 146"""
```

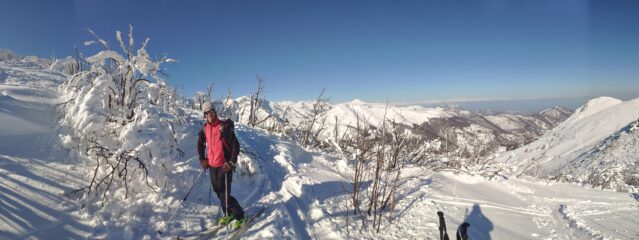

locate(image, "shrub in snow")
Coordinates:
22 55 41 64
58 26 182 206
48 56 79 75
295 89 331 148
336 113 423 232
0 49 20 61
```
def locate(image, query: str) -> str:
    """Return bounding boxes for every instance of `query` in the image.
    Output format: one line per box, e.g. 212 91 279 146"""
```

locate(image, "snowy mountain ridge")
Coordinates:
564 96 623 124
497 96 639 181
216 96 573 161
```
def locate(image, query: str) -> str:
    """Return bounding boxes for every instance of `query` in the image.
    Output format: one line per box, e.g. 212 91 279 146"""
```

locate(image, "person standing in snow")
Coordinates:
197 101 246 227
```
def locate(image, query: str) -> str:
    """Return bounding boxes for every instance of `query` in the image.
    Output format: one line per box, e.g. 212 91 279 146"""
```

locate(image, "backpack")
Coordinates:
219 119 240 165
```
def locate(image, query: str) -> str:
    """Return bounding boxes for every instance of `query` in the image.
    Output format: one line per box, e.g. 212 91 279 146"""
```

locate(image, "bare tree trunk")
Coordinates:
351 113 373 216
301 89 330 147
205 82 213 100
248 76 264 127
367 102 388 232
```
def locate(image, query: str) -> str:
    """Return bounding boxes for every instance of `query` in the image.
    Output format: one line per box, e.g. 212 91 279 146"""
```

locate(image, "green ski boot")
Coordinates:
218 214 234 225
231 217 248 230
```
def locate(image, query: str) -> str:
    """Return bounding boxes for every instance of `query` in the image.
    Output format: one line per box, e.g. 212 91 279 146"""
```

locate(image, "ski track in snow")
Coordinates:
420 172 639 240
230 128 341 240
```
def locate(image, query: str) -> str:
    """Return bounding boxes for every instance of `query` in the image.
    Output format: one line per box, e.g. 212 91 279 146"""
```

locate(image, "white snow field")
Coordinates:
1 58 638 240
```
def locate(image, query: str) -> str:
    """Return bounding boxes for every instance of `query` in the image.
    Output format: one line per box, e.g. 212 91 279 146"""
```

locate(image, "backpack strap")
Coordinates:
219 119 236 164
219 121 231 150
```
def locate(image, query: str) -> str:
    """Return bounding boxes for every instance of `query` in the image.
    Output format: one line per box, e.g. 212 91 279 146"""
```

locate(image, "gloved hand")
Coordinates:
200 160 209 169
222 162 233 173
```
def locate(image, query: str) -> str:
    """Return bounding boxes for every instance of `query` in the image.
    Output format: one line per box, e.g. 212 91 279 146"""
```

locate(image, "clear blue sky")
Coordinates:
1 0 638 106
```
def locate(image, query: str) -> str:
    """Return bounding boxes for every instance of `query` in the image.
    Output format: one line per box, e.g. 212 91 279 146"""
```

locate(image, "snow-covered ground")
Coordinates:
1 58 638 240
0 59 93 238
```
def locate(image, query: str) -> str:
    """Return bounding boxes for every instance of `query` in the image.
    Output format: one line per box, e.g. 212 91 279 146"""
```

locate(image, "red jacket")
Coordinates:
197 119 240 168
206 119 225 167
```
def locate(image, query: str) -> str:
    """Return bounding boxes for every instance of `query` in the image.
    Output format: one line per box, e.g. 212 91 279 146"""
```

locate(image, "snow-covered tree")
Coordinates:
58 26 182 205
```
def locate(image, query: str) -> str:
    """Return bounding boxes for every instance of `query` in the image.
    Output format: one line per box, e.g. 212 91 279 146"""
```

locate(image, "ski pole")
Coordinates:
159 168 206 234
456 222 470 240
225 171 229 240
437 211 450 240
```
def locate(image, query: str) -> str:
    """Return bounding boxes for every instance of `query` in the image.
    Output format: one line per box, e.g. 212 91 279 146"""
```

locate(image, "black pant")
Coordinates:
209 167 244 219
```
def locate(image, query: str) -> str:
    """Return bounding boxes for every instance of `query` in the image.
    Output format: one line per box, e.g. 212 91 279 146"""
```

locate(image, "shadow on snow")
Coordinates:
463 204 494 240
0 155 91 239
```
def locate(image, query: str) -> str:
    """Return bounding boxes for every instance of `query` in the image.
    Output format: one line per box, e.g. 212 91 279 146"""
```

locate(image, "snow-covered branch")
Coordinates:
58 27 183 206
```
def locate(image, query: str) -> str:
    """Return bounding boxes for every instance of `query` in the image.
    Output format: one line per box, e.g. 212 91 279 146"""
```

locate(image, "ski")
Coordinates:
178 207 266 240
177 223 228 240
228 207 266 240
437 211 450 240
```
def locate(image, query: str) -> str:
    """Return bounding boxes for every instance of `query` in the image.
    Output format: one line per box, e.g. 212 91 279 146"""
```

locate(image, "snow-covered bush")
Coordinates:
22 55 42 64
58 26 182 206
0 49 19 61
48 56 78 75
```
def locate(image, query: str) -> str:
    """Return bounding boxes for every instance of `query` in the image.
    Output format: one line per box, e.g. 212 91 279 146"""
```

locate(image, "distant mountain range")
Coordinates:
219 94 639 191
214 96 573 161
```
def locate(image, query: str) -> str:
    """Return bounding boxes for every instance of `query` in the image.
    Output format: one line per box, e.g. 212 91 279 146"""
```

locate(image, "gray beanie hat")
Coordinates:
201 101 216 114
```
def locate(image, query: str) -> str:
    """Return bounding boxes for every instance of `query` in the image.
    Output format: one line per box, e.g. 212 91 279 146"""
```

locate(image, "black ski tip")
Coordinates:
158 230 163 235
461 222 470 228
437 211 444 217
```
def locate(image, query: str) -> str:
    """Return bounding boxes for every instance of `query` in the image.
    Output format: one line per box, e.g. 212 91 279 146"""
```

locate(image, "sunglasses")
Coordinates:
204 110 215 116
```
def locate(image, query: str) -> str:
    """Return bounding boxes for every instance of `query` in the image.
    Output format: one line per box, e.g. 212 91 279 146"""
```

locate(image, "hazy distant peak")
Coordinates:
539 106 571 117
348 99 366 105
